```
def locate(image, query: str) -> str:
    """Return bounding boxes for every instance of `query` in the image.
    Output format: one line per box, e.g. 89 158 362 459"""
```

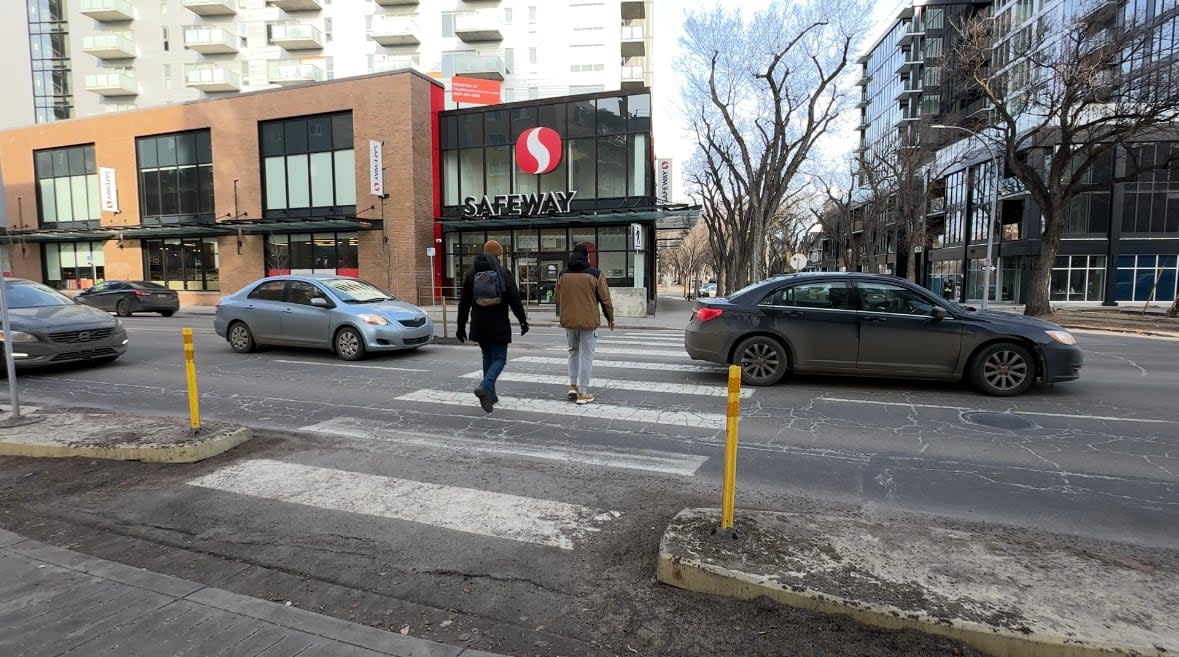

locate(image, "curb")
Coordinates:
1059 322 1179 338
656 545 1162 657
0 427 252 463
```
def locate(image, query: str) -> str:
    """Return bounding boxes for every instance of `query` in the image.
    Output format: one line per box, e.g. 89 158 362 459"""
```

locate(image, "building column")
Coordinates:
1103 146 1125 306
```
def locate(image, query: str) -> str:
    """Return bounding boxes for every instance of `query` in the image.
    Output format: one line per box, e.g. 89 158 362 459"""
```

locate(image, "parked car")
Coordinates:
684 272 1082 396
76 280 180 317
0 278 128 370
213 275 434 361
699 281 718 298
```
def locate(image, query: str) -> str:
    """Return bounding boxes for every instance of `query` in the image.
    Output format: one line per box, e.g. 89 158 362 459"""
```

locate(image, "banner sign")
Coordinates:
655 158 672 205
369 140 384 197
99 167 119 213
451 76 502 105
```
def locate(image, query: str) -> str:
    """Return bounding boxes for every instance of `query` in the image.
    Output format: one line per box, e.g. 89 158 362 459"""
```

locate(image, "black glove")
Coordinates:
456 326 467 343
520 322 529 336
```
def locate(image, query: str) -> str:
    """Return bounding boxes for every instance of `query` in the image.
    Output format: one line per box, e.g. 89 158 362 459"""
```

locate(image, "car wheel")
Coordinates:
228 321 257 354
334 326 367 361
115 299 132 317
970 342 1035 396
734 336 788 386
160 310 175 317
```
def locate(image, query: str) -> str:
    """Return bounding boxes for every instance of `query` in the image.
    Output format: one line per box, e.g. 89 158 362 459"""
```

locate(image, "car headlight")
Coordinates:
358 314 389 326
1045 330 1077 345
0 331 39 343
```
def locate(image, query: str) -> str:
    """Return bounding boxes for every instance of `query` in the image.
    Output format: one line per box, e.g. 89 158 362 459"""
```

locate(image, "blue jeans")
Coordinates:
479 342 508 398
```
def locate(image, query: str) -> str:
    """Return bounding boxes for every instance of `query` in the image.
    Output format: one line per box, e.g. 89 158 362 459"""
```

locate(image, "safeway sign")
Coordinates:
655 158 672 205
369 140 383 197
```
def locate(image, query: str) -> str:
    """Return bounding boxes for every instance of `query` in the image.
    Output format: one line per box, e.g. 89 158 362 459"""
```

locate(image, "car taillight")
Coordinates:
134 289 150 297
696 307 724 322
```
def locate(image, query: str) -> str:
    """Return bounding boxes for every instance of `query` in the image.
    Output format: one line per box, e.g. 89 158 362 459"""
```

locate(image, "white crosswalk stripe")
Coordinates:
188 459 618 550
394 389 728 429
513 356 725 373
458 370 750 398
547 345 685 357
299 416 709 476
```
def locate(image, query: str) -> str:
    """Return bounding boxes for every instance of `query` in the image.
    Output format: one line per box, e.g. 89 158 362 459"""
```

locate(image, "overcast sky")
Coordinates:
651 0 903 203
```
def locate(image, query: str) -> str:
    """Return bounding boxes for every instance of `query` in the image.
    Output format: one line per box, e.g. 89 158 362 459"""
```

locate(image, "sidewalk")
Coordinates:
658 509 1178 657
0 527 507 657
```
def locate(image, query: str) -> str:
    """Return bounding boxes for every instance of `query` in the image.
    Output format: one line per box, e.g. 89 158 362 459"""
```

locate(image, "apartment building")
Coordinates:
5 0 655 129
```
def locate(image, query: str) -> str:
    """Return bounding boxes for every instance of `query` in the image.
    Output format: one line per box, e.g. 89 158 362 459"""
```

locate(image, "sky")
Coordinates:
651 0 904 203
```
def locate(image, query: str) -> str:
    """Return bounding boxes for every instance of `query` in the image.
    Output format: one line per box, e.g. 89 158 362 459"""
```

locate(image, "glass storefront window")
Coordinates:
598 251 627 281
571 229 595 249
539 158 567 194
597 97 625 134
510 107 536 140
540 228 567 252
568 139 596 198
486 232 512 253
567 100 596 138
144 238 220 291
461 231 485 256
598 226 626 250
264 232 358 277
486 146 511 196
630 135 648 197
1050 255 1106 301
515 231 539 253
42 242 105 290
485 110 509 146
444 151 460 205
460 148 484 198
627 94 651 133
597 136 627 198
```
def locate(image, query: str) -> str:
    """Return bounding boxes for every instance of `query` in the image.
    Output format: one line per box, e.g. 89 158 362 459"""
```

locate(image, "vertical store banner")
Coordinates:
99 167 119 213
369 140 384 197
655 158 672 205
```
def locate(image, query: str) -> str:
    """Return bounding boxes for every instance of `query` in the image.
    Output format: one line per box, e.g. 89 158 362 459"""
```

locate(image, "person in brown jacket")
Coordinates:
553 243 614 404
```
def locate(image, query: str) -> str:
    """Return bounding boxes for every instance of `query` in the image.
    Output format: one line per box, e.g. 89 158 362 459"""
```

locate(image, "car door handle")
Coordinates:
863 316 886 323
282 308 293 314
785 310 804 318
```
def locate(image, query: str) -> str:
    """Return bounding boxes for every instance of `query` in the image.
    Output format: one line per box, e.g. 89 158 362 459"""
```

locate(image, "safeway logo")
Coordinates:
516 127 562 175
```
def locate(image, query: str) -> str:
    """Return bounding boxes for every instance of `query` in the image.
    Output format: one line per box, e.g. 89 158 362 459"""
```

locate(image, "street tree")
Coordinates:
952 4 1179 315
679 0 869 294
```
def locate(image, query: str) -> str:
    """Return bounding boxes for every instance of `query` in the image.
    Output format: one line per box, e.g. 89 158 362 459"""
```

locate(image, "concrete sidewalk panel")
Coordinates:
0 527 27 547
8 540 205 598
657 508 1176 657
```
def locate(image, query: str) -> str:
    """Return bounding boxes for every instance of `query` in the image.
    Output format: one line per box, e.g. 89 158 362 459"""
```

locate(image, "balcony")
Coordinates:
375 0 418 4
454 12 503 42
185 64 240 91
450 54 506 81
269 61 325 85
622 0 645 19
266 0 321 10
370 17 420 46
896 54 923 73
82 32 136 59
897 24 924 47
79 0 134 22
269 21 324 50
85 72 138 96
622 65 644 82
371 55 419 73
621 24 646 57
183 0 236 16
184 26 239 54
856 94 870 109
928 197 946 215
896 83 922 99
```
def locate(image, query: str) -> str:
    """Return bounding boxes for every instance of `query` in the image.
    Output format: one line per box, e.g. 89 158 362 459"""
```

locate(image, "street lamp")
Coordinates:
930 124 1002 310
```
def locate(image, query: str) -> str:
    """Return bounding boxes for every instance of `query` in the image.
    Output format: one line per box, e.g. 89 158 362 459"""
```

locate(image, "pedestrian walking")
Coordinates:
554 243 614 405
456 240 529 413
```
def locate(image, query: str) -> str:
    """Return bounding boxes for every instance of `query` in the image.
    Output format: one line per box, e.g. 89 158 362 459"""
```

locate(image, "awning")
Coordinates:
224 216 382 235
438 205 701 231
0 216 381 243
0 228 115 243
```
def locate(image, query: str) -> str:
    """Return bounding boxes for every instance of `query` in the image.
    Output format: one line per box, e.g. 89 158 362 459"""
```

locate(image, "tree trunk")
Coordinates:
1025 208 1063 316
1168 297 1177 318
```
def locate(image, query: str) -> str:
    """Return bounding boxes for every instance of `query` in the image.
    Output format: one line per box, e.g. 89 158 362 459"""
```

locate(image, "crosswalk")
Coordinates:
190 329 739 553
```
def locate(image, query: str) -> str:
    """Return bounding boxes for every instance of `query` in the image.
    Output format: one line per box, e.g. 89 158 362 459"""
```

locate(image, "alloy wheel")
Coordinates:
336 330 360 359
229 325 251 352
982 349 1028 392
741 342 781 382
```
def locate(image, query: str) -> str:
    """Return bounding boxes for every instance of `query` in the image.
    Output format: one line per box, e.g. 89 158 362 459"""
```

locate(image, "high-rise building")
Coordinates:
3 0 655 129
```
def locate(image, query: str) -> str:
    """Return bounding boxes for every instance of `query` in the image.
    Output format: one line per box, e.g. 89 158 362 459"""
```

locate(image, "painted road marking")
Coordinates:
547 346 686 357
188 458 618 550
299 416 708 476
514 356 726 373
272 359 430 372
460 370 751 398
394 389 727 429
818 397 1175 424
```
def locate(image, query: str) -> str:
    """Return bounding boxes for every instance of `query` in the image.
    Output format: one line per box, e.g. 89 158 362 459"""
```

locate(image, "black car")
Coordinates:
76 280 180 317
1 278 128 370
684 272 1082 396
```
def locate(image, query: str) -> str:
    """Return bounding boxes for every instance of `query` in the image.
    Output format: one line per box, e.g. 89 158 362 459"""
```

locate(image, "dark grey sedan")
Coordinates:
1 278 128 370
213 275 433 361
76 280 179 317
684 273 1082 396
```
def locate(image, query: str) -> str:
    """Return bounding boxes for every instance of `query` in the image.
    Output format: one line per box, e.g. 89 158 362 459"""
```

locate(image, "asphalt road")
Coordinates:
1 309 1177 655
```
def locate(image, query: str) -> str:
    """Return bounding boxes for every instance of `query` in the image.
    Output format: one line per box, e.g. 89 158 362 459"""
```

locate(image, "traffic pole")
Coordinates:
720 364 741 530
183 328 201 432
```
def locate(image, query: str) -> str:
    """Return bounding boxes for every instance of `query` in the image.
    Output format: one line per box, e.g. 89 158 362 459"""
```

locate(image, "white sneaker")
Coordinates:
576 392 595 405
567 385 578 401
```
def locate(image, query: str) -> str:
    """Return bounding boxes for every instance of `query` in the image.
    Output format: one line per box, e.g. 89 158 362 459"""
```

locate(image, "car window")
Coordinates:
135 281 171 290
247 280 288 302
323 279 395 303
857 282 937 316
89 282 110 293
286 281 330 306
111 283 131 291
4 281 75 308
760 281 853 310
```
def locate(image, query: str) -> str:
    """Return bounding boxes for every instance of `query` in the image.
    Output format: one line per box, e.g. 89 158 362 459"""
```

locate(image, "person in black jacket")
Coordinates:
456 240 529 413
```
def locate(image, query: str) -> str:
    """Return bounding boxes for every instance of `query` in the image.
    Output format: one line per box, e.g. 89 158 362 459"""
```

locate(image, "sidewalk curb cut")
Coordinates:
655 548 1160 657
0 427 251 463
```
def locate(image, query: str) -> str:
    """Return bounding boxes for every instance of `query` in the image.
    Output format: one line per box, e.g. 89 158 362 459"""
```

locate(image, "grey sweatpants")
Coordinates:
566 328 597 390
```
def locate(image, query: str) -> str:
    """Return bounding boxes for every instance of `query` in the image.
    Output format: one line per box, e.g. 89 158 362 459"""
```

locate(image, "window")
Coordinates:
143 238 220 291
442 12 457 37
287 280 330 305
27 0 72 123
528 47 537 64
163 63 173 88
528 6 536 23
857 282 936 315
1052 255 1108 302
42 242 105 290
264 232 359 276
504 7 512 23
136 130 214 224
261 112 356 217
761 281 852 310
248 280 287 301
1115 254 1175 302
162 27 170 51
34 144 98 226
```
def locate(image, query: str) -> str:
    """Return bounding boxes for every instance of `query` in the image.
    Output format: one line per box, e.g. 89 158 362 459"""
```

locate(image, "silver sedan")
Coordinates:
213 276 434 360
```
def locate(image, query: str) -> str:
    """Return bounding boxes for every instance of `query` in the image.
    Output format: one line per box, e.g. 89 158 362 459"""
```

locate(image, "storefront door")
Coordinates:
517 257 537 303
538 256 565 303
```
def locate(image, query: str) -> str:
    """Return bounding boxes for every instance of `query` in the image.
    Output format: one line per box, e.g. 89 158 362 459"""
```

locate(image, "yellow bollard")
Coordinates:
720 364 741 529
183 328 201 432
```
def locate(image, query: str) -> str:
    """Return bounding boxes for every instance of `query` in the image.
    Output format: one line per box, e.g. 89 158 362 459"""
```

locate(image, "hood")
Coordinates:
5 304 119 332
368 299 430 321
967 309 1068 331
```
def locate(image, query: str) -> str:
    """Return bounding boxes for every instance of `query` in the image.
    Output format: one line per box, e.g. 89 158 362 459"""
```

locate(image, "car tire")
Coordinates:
734 336 789 386
228 321 257 354
334 326 367 361
970 342 1036 397
115 299 132 317
160 310 175 317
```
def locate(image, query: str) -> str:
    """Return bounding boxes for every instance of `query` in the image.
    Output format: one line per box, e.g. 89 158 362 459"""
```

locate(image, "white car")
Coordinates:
699 282 718 297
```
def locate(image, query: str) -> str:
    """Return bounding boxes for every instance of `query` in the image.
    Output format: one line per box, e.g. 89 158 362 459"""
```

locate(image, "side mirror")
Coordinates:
82 287 93 294
931 306 949 320
310 297 330 308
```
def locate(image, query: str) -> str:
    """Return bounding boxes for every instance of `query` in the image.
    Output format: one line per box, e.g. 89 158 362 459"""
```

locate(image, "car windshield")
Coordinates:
4 281 76 308
323 279 396 303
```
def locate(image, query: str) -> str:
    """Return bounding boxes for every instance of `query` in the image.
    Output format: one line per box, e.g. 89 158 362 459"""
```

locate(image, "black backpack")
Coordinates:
473 268 504 307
